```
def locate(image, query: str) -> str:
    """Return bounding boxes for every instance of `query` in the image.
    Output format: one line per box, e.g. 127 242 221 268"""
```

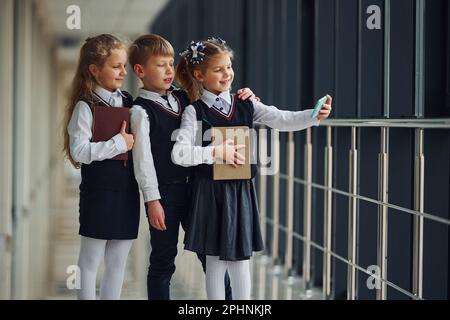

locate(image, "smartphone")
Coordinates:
311 95 327 118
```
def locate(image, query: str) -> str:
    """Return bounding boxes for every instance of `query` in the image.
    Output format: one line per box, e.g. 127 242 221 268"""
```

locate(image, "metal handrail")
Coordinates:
320 118 450 128
263 216 423 300
256 119 449 300
277 173 450 226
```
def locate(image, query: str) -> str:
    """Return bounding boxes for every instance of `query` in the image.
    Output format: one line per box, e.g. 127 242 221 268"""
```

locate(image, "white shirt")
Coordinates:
67 86 128 165
134 87 180 113
130 88 183 203
201 89 233 115
172 89 320 167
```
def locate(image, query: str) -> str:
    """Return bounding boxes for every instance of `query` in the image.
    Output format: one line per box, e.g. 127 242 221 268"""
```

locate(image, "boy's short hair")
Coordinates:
129 34 174 68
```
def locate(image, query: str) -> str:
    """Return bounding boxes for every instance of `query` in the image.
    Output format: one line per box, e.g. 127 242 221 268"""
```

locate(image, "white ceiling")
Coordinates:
40 0 169 40
39 0 169 62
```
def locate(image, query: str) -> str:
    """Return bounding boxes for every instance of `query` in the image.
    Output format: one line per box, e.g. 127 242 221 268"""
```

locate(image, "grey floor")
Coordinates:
165 246 322 300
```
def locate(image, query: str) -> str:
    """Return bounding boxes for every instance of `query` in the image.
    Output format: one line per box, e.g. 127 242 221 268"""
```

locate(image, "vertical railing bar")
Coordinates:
303 128 312 292
347 127 358 299
412 0 425 296
323 126 333 299
413 128 424 298
271 130 281 266
285 132 295 277
258 128 268 255
263 215 423 300
377 127 389 300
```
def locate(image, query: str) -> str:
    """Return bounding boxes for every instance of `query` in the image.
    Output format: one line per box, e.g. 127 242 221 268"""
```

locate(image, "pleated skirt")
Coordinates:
184 178 264 261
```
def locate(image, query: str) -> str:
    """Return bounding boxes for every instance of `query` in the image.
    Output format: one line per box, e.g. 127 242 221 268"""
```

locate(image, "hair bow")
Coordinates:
179 41 205 64
207 37 226 45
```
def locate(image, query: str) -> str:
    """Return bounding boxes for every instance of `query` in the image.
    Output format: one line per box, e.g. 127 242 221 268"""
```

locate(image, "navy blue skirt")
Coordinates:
79 189 140 240
184 178 264 261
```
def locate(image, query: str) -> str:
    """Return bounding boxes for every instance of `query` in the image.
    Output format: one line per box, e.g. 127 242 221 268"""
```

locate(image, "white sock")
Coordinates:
77 236 106 300
205 255 227 300
100 239 133 300
227 259 251 300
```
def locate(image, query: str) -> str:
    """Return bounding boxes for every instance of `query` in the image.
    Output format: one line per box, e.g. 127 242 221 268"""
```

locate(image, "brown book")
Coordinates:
92 106 130 161
211 126 251 180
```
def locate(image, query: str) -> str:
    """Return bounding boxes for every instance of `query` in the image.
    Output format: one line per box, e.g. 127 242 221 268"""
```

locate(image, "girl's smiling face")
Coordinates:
89 48 128 92
195 52 234 95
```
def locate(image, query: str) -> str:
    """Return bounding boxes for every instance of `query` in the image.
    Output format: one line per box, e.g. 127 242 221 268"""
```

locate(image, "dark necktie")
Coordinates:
161 95 172 110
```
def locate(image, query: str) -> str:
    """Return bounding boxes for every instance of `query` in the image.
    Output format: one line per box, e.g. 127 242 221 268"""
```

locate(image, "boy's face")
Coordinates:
90 48 127 92
135 54 174 95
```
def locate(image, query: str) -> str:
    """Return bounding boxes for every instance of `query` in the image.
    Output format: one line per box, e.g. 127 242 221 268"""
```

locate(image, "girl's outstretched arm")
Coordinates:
171 105 215 167
252 95 332 130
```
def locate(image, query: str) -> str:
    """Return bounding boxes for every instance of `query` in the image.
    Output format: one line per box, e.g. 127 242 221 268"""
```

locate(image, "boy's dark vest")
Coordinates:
192 95 257 179
79 91 138 192
133 89 192 184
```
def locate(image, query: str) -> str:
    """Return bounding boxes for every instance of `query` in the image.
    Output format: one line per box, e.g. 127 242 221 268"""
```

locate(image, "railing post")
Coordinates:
258 128 268 253
413 0 425 298
303 128 312 292
413 128 424 298
257 260 267 300
285 132 295 277
323 126 333 299
347 127 358 300
271 130 281 267
377 127 389 300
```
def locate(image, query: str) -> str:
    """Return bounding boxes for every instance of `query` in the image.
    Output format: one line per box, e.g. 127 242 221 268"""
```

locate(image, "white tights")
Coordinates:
205 255 251 300
77 236 133 300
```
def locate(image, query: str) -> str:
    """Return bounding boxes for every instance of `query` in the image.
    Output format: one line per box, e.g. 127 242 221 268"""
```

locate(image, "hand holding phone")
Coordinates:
311 96 328 118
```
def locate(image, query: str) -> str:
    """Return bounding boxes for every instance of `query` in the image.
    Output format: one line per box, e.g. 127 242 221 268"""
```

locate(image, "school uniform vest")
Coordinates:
134 89 192 184
192 95 257 179
78 90 140 240
184 96 264 260
79 91 138 192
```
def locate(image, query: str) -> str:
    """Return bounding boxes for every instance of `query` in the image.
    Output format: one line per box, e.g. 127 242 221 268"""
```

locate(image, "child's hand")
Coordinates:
317 95 333 121
147 200 167 231
237 88 260 101
213 139 246 168
120 121 134 151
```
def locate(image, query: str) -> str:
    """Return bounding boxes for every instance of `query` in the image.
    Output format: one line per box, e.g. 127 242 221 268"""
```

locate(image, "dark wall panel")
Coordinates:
447 1 450 115
360 0 384 118
332 127 351 299
358 127 380 299
314 0 335 111
294 130 306 275
278 132 288 264
389 0 415 117
152 0 450 300
335 0 358 118
245 0 265 98
425 0 449 117
387 128 414 299
423 131 450 299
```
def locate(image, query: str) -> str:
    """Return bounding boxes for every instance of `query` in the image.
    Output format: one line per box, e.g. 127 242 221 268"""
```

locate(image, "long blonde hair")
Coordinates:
175 38 233 102
62 34 127 168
